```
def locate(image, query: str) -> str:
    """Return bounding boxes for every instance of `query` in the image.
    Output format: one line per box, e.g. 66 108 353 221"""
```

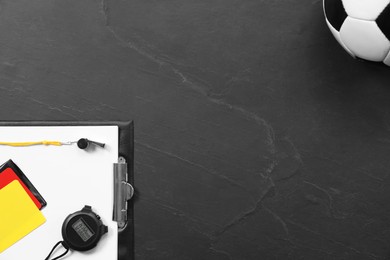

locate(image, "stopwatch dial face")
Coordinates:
62 212 102 251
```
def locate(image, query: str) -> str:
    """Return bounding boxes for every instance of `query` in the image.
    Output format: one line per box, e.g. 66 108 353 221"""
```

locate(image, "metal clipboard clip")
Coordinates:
113 157 134 229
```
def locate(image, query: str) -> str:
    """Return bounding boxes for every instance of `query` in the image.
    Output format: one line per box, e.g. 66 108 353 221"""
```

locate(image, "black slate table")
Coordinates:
0 0 389 259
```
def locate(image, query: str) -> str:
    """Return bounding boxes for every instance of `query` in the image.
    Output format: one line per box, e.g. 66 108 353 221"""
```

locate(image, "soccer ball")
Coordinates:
323 0 390 66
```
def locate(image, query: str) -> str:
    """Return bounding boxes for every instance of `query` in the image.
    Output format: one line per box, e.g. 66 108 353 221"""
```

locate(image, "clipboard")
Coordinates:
0 121 134 260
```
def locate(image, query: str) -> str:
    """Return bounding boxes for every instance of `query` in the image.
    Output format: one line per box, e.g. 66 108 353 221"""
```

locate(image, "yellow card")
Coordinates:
0 180 46 253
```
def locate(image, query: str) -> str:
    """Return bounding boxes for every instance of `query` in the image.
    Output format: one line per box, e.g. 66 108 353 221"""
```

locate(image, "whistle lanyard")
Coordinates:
0 141 73 147
0 139 105 149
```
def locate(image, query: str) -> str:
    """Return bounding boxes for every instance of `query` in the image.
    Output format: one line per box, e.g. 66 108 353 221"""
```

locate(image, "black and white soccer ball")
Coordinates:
323 0 390 66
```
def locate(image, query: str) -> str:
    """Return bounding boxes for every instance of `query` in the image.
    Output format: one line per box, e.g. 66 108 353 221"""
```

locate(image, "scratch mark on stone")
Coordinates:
140 197 220 241
263 206 289 236
29 98 80 120
105 25 165 67
179 145 267 179
209 98 276 154
209 247 233 260
261 160 278 179
172 68 188 84
286 220 380 260
100 0 109 26
144 197 210 226
135 140 255 198
303 180 335 217
214 179 275 238
301 151 384 183
282 136 303 163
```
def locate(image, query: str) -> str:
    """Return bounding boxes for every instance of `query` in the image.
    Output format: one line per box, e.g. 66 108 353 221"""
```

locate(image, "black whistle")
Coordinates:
77 138 105 150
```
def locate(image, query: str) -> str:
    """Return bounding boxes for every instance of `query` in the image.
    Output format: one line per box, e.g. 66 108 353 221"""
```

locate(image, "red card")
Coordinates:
0 167 41 209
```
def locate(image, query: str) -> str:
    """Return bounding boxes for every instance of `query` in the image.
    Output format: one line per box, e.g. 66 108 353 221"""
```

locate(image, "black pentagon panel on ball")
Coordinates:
324 0 348 31
376 4 390 41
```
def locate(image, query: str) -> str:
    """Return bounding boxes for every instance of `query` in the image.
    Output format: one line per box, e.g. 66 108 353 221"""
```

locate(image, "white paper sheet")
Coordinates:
0 126 118 260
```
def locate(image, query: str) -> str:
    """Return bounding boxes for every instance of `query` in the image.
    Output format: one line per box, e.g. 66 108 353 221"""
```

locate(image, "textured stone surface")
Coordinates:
1 0 390 259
